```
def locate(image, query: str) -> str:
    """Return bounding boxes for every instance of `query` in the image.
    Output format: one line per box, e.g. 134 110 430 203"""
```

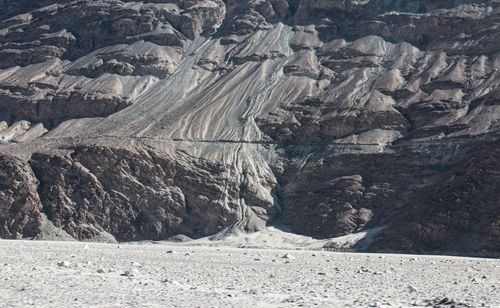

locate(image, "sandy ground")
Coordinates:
0 239 498 307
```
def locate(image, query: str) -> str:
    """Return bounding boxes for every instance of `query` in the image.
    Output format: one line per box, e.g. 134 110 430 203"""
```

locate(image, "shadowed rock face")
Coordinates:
369 138 500 255
29 145 243 241
0 154 43 238
276 137 500 255
0 0 498 256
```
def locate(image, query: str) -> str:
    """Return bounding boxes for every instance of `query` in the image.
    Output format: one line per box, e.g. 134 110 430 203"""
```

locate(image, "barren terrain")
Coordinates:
0 237 498 307
0 0 499 256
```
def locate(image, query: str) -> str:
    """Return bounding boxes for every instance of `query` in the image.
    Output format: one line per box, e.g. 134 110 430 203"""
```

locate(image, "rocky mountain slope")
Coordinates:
0 0 498 256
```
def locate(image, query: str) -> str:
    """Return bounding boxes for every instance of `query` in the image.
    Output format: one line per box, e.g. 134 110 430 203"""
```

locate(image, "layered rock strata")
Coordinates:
0 0 498 255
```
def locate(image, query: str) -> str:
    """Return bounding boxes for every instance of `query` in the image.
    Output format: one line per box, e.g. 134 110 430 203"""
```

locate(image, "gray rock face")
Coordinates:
0 153 42 238
29 145 238 240
277 137 500 255
0 0 498 255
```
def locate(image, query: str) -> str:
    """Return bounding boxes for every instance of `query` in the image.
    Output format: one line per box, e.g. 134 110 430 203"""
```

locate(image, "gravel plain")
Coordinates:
0 239 498 307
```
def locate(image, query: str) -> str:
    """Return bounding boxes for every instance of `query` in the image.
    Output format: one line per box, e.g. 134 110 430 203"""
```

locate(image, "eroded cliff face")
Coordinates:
0 0 498 255
0 153 42 238
30 145 247 241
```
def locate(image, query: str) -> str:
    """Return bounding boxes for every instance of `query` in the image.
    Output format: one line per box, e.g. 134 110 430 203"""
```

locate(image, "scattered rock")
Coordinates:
121 268 139 277
423 297 472 307
360 267 370 273
57 261 70 267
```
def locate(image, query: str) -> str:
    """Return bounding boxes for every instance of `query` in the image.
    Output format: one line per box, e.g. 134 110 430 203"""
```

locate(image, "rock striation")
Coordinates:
0 0 498 256
0 153 42 238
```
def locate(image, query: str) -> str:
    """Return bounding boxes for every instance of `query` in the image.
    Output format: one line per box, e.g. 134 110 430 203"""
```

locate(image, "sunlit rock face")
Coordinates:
0 0 498 255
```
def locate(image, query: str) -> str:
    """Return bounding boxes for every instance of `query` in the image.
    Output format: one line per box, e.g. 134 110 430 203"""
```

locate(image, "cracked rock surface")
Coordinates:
0 0 498 256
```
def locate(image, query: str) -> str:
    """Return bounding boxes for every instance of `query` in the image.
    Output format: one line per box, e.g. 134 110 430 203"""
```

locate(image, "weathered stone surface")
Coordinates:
370 138 500 256
29 145 248 241
0 0 225 126
273 137 500 255
0 0 498 256
0 153 42 238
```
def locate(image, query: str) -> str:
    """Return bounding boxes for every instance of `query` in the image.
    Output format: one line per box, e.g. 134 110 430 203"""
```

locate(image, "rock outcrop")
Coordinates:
0 153 42 238
0 0 498 256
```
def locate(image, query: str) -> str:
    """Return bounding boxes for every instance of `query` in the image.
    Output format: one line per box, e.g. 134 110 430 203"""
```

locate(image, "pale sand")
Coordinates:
0 237 498 307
